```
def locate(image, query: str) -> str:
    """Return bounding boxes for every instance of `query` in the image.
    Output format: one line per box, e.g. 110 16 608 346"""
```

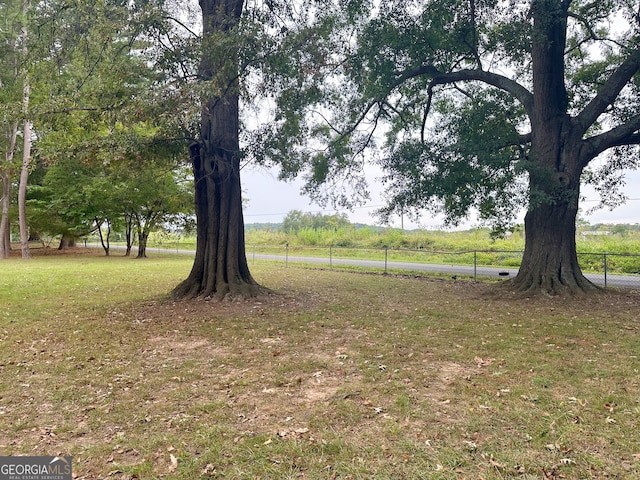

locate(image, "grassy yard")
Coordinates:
0 249 639 479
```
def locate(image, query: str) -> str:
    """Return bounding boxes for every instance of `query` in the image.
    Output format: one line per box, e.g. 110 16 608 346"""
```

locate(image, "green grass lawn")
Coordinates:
1 249 639 479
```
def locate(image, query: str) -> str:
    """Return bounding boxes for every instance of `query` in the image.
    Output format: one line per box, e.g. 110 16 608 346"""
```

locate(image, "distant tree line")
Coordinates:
281 210 352 234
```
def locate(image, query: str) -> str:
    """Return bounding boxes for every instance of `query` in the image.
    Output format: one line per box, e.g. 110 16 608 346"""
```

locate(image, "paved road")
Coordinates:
248 252 636 288
118 245 636 289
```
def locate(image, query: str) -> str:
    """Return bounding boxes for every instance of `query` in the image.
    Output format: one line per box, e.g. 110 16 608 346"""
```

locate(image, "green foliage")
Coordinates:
121 160 194 231
1 0 197 252
27 158 102 239
377 90 528 231
26 153 193 243
256 0 640 235
282 209 351 233
246 219 527 251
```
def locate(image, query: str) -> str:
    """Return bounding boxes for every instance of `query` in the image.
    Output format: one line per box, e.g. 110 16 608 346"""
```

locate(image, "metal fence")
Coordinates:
246 244 640 290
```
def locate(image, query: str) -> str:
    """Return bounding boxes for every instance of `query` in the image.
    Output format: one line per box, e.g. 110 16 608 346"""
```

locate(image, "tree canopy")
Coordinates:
259 0 640 294
1 0 195 256
4 0 639 297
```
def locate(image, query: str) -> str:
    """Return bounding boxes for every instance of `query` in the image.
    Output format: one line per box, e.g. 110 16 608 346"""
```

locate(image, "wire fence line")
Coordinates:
244 244 640 290
87 238 640 290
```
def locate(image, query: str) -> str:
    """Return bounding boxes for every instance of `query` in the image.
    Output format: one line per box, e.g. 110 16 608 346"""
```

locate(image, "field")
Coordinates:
1 249 639 479
146 224 640 255
143 226 640 276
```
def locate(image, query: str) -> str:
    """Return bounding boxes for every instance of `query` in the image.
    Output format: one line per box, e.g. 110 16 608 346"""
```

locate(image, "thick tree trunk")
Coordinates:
173 143 261 299
511 175 598 295
510 0 597 295
172 0 263 300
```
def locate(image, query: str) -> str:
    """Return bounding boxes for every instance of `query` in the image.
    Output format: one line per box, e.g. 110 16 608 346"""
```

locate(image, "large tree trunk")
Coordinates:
511 0 597 295
173 142 260 299
511 169 598 295
172 0 262 300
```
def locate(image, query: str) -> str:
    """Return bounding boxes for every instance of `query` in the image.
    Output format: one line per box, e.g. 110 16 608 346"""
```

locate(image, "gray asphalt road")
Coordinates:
98 245 638 289
250 253 633 288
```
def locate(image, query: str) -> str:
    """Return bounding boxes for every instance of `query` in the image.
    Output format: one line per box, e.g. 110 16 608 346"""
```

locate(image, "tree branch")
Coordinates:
163 15 200 38
421 84 434 143
331 98 380 144
566 11 627 52
396 65 534 117
575 46 640 135
583 113 640 164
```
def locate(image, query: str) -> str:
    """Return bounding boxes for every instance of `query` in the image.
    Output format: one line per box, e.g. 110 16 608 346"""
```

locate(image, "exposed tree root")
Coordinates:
171 278 272 302
500 270 602 297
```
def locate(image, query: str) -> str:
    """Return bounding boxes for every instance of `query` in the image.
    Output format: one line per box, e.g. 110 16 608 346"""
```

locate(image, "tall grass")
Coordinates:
141 225 640 272
243 225 640 254
243 226 529 250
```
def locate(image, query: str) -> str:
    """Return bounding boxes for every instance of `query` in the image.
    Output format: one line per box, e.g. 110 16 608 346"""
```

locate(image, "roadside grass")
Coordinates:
245 244 639 276
0 249 639 479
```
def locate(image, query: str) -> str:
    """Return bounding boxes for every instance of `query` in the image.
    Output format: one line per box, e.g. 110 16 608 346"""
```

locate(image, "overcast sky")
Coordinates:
241 165 640 229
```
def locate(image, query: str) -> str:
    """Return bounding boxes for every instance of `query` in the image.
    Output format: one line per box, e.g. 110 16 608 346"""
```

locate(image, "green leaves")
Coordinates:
377 89 528 231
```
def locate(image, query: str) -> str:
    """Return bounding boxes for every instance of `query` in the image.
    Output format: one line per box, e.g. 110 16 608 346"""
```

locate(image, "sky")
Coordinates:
241 164 640 230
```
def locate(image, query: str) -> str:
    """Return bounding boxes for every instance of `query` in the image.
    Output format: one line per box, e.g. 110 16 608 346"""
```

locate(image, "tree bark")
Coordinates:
124 213 134 256
18 118 31 259
18 0 31 259
96 218 111 256
58 234 77 250
137 225 148 258
172 0 263 300
135 212 158 258
511 166 598 295
1 122 17 259
509 0 597 295
0 170 12 259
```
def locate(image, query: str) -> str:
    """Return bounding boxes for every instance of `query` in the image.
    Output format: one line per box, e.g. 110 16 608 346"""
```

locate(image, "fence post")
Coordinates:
474 251 477 282
330 246 333 269
603 253 607 288
384 246 388 274
286 243 289 267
